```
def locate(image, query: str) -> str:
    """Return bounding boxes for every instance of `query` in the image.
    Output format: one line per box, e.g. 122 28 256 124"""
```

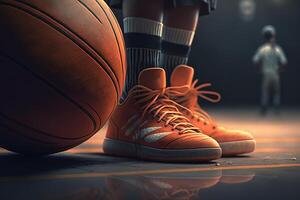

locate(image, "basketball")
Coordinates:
0 0 126 155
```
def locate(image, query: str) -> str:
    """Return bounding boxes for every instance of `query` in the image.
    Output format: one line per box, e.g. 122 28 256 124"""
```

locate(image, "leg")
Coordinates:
261 75 270 115
162 5 200 84
273 74 281 114
122 0 164 99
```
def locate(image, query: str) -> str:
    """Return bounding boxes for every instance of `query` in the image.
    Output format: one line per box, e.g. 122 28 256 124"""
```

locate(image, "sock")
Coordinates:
161 26 195 84
122 17 163 100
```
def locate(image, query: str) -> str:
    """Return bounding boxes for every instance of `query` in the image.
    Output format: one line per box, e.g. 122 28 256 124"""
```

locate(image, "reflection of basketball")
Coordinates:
0 0 126 155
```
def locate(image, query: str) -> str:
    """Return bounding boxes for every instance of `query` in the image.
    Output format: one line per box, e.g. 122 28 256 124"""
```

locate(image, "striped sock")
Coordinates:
122 17 163 100
161 26 195 84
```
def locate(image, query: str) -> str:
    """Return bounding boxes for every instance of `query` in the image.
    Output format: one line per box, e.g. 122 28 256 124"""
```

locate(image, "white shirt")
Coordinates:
253 43 287 76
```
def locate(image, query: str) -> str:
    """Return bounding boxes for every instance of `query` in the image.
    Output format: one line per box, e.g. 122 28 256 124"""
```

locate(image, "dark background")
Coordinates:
112 0 300 106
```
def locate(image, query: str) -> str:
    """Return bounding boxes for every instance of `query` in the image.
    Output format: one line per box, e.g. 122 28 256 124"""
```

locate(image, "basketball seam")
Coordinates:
0 121 93 154
77 0 125 94
103 1 127 80
84 102 103 130
77 0 103 25
95 0 126 89
0 110 96 141
3 0 120 100
0 120 56 145
0 52 98 140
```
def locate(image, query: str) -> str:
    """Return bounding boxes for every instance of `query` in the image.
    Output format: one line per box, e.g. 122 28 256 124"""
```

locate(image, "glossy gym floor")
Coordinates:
0 108 299 200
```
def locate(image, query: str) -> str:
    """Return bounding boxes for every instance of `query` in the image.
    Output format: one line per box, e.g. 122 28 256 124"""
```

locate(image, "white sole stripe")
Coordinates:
139 127 161 139
144 132 173 143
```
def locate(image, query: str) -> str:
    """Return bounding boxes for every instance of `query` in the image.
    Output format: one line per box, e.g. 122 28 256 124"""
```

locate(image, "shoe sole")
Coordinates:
220 140 256 156
103 138 222 162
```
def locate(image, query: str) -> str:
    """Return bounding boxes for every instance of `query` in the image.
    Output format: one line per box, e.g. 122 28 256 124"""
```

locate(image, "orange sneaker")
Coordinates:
167 65 256 156
103 68 221 162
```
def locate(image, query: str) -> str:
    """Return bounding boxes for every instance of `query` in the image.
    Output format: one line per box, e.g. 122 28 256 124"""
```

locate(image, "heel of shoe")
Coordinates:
103 138 136 158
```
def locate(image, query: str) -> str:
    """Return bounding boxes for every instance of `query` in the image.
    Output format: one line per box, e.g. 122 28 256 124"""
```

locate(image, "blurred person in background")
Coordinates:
253 25 287 115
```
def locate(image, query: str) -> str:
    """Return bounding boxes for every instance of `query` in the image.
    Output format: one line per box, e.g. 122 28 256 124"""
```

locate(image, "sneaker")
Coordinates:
103 68 221 162
167 65 256 156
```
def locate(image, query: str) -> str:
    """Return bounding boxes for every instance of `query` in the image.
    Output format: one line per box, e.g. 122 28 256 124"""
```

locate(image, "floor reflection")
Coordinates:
54 170 255 200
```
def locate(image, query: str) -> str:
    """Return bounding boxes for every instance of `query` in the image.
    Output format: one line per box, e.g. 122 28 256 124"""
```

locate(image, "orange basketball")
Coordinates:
0 0 126 155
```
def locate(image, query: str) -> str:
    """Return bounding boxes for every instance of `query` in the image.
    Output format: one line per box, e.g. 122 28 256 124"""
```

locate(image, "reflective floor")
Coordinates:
1 108 300 200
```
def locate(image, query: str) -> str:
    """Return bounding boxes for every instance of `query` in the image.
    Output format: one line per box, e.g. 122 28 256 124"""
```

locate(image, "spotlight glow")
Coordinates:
239 0 256 22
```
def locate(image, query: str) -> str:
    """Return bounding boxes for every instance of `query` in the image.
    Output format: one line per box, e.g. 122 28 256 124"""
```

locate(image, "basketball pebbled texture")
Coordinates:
0 0 126 155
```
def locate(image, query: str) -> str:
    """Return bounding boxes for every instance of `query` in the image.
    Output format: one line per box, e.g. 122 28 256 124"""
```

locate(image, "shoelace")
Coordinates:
129 85 201 134
166 80 221 126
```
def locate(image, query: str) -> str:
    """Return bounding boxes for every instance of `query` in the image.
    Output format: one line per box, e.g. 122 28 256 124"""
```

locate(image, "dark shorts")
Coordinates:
106 0 217 16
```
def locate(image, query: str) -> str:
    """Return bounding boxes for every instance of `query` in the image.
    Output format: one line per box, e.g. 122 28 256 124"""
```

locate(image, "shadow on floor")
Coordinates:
0 152 132 177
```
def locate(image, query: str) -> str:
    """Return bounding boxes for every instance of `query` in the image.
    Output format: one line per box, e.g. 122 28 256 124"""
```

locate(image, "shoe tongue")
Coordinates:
171 65 194 87
138 68 166 90
170 65 194 92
